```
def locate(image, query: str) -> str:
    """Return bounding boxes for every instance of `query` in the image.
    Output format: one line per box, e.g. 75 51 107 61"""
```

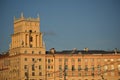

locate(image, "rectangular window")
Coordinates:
32 58 35 61
91 58 94 62
72 65 75 71
24 58 27 61
48 59 51 63
78 65 81 71
111 72 114 76
48 65 50 69
39 65 42 70
97 65 101 71
24 65 27 69
104 65 108 71
97 59 100 62
30 36 33 42
118 72 120 76
59 58 62 62
32 72 35 76
111 65 114 70
32 64 35 71
39 51 41 54
104 59 107 62
32 51 34 54
65 65 68 70
59 71 63 78
118 65 120 71
39 72 42 76
78 58 81 62
85 65 88 71
85 59 88 62
25 72 28 78
59 65 62 70
39 58 42 62
78 73 81 76
65 58 68 62
91 65 94 71
71 58 75 62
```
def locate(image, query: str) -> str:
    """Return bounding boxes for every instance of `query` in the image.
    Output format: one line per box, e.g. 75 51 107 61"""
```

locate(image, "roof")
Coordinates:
46 50 120 54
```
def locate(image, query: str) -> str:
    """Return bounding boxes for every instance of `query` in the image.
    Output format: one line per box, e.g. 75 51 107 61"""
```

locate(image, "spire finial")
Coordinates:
14 16 16 20
37 13 40 20
21 12 24 18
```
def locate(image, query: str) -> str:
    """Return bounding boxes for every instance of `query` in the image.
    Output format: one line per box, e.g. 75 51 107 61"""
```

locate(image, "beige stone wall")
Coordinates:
46 54 120 80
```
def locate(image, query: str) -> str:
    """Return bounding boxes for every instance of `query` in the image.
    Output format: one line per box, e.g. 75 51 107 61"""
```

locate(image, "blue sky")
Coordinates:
0 0 120 52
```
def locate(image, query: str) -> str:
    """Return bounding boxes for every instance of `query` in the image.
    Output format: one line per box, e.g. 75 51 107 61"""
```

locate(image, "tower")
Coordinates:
9 13 46 56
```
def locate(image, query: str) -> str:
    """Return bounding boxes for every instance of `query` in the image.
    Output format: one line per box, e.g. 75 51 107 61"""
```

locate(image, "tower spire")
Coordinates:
37 13 40 20
21 12 24 18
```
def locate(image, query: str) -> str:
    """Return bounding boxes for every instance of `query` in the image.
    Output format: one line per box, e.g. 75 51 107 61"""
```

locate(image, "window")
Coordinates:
24 65 27 69
78 65 81 71
78 58 81 62
30 36 33 42
51 66 53 69
71 58 75 62
97 65 101 71
32 72 35 76
25 72 28 78
39 72 42 76
59 58 62 62
72 65 75 71
85 59 88 62
104 65 108 71
97 59 100 62
48 65 50 69
65 58 68 62
59 72 62 78
29 30 32 33
32 58 35 61
39 51 41 54
30 44 32 48
91 65 94 71
85 65 88 71
118 72 120 76
118 65 120 71
25 58 27 61
118 58 120 61
39 58 42 62
85 73 88 76
65 65 68 70
32 64 35 71
104 59 107 62
48 59 51 63
91 73 94 77
24 50 27 54
39 65 42 70
111 72 114 76
59 65 62 70
91 58 94 62
111 65 114 70
78 73 81 76
32 51 34 54
48 73 50 77
110 59 114 61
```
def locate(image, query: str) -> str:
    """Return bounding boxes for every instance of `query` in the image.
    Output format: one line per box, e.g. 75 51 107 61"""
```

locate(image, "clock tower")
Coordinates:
9 13 46 56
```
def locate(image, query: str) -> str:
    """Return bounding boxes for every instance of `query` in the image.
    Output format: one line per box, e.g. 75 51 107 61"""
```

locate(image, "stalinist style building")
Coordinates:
0 13 46 80
0 13 120 80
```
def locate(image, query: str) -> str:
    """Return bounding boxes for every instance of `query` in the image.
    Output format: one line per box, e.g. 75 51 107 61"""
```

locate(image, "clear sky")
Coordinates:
0 0 120 52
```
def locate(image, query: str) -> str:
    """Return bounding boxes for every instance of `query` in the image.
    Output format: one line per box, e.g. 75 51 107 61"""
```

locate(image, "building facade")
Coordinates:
0 14 120 80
